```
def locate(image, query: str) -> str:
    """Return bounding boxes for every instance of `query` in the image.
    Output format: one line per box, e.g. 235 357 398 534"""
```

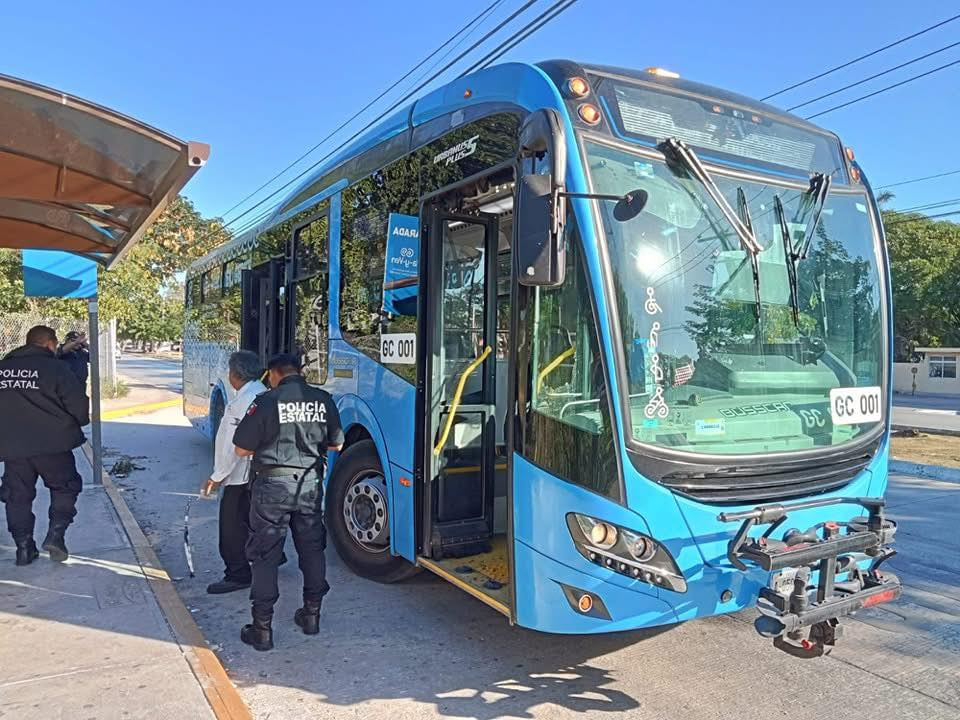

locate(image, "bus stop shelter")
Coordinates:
0 73 208 480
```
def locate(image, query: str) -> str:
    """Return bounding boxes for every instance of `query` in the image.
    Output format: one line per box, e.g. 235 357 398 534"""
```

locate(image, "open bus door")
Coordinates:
416 201 514 618
241 257 284 367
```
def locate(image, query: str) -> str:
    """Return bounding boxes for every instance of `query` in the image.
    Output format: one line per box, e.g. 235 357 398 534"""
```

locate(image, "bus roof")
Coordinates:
189 60 838 275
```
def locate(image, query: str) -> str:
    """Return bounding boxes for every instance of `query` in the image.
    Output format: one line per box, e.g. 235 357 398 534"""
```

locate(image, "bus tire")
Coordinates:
326 439 419 583
210 391 225 450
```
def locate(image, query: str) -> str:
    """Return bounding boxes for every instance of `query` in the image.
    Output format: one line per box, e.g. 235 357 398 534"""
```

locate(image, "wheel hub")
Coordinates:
343 472 389 552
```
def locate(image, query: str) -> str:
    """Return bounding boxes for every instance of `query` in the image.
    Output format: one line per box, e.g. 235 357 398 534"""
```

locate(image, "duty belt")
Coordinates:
253 465 314 478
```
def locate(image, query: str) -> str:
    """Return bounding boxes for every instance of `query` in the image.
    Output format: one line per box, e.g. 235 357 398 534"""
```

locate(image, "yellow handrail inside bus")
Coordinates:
434 346 492 457
536 345 576 393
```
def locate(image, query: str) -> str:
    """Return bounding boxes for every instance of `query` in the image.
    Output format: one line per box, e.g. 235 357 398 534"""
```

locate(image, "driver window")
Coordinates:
292 214 330 384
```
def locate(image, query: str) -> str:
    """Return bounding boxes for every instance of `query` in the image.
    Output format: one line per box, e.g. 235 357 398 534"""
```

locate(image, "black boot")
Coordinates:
15 538 39 566
240 613 274 651
294 599 322 635
42 526 69 563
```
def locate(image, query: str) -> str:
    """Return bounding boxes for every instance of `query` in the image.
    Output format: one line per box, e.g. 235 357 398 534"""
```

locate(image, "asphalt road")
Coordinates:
893 394 960 434
117 354 183 395
101 402 960 720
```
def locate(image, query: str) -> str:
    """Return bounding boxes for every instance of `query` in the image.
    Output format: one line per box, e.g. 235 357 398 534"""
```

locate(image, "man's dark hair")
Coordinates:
229 350 263 382
267 353 302 375
26 325 57 347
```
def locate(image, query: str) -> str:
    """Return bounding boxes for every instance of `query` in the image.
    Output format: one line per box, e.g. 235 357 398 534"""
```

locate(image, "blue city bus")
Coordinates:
184 60 900 657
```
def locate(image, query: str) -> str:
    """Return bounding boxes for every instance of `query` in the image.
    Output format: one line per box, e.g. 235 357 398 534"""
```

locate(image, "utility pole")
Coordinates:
88 298 102 485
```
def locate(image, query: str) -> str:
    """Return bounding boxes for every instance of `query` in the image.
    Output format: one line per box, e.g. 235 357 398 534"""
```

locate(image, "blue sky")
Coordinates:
3 0 958 225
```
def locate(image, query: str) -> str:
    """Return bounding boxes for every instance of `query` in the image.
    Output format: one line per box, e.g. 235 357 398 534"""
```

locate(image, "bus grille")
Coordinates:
659 453 873 505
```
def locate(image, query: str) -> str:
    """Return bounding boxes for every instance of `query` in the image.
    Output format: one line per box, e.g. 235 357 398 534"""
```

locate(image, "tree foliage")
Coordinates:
0 196 228 342
883 210 960 353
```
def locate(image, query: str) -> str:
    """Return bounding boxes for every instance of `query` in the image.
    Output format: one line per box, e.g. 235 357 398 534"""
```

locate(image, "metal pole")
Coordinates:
88 298 102 485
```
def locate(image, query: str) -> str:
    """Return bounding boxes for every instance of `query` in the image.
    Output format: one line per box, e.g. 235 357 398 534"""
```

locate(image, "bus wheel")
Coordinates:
210 392 225 449
326 440 419 583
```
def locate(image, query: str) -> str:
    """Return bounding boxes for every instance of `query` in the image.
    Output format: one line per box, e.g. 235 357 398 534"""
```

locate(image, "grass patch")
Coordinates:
100 379 130 399
890 429 960 469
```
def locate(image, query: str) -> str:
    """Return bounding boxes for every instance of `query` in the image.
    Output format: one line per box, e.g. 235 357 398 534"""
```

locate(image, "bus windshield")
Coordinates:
584 139 885 455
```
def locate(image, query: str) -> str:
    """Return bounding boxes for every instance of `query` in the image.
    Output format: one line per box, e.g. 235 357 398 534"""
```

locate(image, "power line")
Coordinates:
762 12 960 100
892 196 960 213
877 168 960 189
884 208 960 226
804 57 960 119
213 0 575 245
219 0 547 234
461 0 578 75
217 0 504 225
787 39 960 111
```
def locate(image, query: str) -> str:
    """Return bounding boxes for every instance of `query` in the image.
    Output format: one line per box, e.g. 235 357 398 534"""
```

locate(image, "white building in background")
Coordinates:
893 347 960 396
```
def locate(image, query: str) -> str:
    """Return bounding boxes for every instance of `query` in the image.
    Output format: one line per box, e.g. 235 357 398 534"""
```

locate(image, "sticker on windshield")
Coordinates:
856 202 867 214
829 386 882 425
695 419 725 436
633 161 654 178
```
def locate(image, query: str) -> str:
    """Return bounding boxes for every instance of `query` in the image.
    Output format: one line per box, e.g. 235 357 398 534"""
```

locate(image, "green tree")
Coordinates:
883 210 960 350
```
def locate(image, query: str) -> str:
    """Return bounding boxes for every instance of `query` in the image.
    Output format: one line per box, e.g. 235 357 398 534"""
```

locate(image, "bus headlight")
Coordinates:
576 515 618 549
567 513 687 593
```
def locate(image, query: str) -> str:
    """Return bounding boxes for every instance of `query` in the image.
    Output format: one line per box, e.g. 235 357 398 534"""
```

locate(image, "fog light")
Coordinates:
577 593 593 613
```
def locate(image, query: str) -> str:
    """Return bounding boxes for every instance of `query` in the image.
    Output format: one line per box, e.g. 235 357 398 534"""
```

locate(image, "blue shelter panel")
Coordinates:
22 249 97 298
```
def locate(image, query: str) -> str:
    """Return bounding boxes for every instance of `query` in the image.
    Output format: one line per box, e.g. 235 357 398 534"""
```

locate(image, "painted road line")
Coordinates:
102 398 181 420
80 442 252 720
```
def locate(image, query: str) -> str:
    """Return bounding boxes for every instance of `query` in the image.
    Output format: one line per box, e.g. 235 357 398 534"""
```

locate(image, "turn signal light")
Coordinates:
645 67 680 79
566 76 590 98
578 103 602 125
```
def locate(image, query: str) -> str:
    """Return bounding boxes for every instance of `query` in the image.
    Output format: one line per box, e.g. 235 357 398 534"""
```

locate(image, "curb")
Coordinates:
890 459 960 483
80 443 252 720
102 398 180 420
892 423 960 438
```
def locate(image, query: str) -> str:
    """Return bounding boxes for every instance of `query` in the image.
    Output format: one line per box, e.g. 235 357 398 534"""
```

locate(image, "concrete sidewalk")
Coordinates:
0 448 230 719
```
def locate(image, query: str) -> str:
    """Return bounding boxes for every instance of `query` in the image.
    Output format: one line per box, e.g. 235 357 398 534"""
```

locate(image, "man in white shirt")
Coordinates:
202 351 267 594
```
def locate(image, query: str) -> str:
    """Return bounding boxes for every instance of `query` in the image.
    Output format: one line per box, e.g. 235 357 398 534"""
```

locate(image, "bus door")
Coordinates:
421 206 500 560
241 257 284 367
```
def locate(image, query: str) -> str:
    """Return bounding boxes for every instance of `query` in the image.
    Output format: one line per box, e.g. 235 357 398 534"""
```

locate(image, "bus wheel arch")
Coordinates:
326 438 419 583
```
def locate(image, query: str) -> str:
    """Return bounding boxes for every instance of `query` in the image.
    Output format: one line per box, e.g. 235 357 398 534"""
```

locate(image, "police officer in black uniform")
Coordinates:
232 353 343 651
0 325 90 565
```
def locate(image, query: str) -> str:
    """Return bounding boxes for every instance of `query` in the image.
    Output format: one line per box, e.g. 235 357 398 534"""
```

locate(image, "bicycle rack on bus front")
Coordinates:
718 496 901 658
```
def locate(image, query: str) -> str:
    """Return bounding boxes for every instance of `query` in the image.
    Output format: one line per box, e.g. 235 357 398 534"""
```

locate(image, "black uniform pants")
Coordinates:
219 484 252 584
246 472 328 617
1 451 82 542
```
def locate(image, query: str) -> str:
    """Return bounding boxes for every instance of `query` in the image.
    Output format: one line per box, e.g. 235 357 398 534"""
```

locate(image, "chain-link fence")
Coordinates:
0 312 116 387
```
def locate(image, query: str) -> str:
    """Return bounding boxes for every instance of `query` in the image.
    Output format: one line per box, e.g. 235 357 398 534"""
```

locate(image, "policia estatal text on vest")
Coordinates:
233 353 344 651
0 325 90 565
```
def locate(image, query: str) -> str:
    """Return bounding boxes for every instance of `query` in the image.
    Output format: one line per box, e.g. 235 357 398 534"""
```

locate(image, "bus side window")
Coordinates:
340 156 420 383
521 222 619 502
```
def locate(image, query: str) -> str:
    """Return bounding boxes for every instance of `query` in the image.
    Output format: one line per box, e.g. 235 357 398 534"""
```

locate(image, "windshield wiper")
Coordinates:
776 173 834 329
660 138 764 322
774 195 802 329
796 172 832 259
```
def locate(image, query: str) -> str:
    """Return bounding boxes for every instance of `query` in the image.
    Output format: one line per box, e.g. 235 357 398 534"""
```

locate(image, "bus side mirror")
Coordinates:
516 174 565 286
516 109 567 287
